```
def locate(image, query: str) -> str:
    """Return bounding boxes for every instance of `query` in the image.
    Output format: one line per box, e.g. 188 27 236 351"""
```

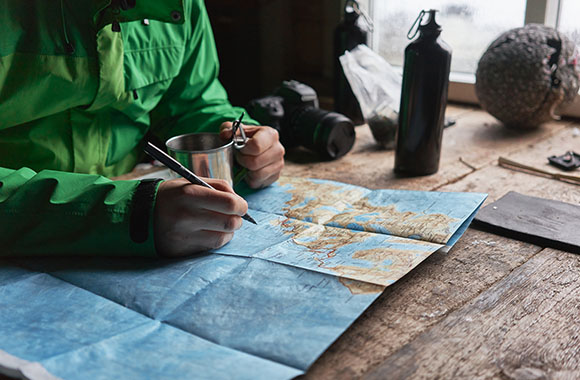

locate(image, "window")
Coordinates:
362 0 580 116
558 0 580 47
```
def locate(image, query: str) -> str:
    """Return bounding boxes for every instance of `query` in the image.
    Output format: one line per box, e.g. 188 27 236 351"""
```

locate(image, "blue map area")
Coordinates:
0 176 486 380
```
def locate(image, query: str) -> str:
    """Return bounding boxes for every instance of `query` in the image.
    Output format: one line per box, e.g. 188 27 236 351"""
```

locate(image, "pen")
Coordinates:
144 141 257 225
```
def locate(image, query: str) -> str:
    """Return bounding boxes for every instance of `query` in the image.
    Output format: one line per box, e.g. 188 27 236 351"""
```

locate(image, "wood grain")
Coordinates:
301 229 541 379
441 113 568 171
440 125 580 206
364 248 580 380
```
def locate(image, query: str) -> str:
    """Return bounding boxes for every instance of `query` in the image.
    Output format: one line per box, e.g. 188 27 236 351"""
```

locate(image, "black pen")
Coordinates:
144 141 257 225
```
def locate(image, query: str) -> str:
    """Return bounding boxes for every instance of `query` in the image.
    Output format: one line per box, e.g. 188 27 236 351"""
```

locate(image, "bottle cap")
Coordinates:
344 0 360 23
343 0 374 31
419 9 441 34
407 9 441 39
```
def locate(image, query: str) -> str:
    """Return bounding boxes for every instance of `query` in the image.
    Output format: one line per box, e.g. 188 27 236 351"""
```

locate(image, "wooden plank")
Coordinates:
445 104 479 118
442 112 569 170
496 123 580 180
302 229 541 379
440 163 580 206
364 248 580 380
439 126 580 206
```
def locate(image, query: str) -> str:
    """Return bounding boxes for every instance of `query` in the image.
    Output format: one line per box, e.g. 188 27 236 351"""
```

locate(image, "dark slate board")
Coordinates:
473 191 580 254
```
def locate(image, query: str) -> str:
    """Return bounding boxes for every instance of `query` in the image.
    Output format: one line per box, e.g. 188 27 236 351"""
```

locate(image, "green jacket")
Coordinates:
0 0 254 257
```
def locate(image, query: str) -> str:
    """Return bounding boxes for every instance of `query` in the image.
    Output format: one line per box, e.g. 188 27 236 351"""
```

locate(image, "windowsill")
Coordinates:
390 65 579 118
448 73 478 105
450 72 476 84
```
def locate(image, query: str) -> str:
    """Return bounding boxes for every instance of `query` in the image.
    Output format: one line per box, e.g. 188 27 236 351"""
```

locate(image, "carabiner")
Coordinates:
231 113 248 150
407 10 426 40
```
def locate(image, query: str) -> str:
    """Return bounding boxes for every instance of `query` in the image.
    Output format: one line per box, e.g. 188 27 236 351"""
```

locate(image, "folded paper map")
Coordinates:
0 176 486 380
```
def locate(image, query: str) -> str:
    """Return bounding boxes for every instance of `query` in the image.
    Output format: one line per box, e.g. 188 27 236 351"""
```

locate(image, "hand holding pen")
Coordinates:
145 142 256 224
147 142 255 257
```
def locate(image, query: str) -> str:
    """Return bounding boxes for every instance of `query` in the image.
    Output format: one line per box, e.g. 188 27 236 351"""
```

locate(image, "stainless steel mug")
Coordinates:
166 133 244 185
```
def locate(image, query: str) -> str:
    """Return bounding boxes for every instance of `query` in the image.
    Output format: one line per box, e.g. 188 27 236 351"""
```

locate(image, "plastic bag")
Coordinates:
339 45 402 148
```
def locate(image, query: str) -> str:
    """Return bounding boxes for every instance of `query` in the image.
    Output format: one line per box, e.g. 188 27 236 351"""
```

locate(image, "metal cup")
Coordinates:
166 133 237 185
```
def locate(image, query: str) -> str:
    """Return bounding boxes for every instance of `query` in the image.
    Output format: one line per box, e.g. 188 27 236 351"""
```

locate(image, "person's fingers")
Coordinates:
244 160 284 188
156 230 235 257
157 179 246 215
246 172 280 189
162 176 234 194
180 185 248 216
220 121 234 131
239 127 280 156
199 230 235 250
172 209 243 233
234 125 263 137
236 142 285 171
154 178 244 258
160 177 245 215
219 122 262 141
203 177 235 193
219 122 234 140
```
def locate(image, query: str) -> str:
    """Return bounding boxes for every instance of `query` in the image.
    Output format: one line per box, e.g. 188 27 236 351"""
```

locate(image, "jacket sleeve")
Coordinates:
149 0 258 140
0 167 161 257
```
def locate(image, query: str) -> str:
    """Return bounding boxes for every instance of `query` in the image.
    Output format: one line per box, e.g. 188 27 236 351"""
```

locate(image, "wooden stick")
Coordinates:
498 157 580 186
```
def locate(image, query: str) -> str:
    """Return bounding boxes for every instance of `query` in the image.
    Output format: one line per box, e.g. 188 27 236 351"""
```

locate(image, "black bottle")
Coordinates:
394 10 452 176
333 0 369 125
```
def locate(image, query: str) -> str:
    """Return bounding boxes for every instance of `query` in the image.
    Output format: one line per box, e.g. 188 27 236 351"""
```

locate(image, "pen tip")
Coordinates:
243 214 257 225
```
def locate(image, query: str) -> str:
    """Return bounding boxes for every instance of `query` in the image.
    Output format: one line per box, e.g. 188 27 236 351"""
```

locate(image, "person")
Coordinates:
0 0 285 258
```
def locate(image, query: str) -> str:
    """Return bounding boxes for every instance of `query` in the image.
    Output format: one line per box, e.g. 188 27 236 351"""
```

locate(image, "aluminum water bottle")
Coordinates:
395 10 452 176
333 0 370 125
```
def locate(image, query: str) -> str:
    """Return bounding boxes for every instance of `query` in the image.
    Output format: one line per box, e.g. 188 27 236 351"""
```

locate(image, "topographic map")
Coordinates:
0 175 486 380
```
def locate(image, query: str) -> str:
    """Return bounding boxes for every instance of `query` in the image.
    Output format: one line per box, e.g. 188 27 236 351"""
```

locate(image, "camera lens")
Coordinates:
293 108 355 159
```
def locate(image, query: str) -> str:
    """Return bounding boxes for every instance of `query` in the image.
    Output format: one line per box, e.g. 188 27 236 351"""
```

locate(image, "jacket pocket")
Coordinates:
106 22 186 168
122 20 186 91
123 45 183 91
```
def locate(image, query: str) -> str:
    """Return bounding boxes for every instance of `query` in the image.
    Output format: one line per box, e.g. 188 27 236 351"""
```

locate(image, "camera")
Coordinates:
246 80 356 160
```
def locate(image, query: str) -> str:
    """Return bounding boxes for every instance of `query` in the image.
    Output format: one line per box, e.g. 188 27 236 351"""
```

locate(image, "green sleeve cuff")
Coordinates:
129 178 163 254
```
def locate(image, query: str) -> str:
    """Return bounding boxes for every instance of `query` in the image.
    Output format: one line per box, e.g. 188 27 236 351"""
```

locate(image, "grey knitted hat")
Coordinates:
476 24 579 128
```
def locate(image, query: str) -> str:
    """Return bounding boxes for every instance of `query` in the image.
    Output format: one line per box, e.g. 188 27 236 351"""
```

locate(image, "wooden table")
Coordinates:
283 104 580 379
3 105 578 380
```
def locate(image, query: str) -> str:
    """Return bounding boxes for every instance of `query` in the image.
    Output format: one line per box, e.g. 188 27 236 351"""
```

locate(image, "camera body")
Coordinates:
246 80 355 159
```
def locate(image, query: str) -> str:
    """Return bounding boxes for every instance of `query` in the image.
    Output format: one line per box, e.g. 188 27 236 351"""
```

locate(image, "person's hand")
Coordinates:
220 123 285 188
153 178 248 257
